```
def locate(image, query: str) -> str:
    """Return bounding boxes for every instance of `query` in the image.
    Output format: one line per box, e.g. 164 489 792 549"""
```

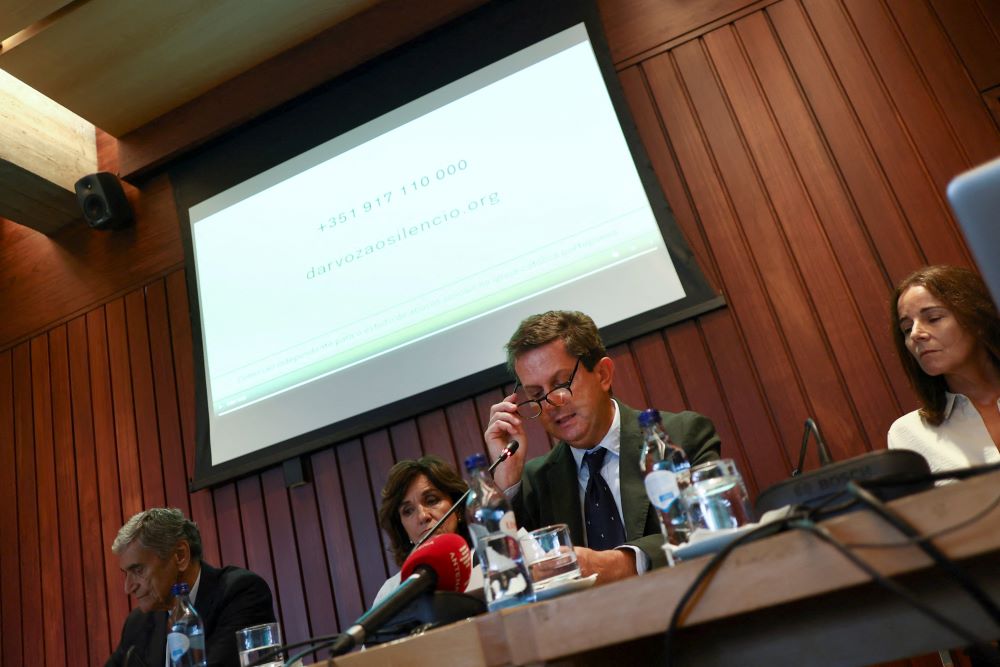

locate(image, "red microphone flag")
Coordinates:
400 532 472 593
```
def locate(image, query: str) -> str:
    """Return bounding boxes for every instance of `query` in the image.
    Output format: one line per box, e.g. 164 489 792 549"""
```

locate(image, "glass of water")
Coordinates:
682 459 755 531
479 532 535 611
519 524 579 589
236 622 283 667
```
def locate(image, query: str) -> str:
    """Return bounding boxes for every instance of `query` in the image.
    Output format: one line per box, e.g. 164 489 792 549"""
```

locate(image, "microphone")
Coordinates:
412 441 519 550
792 417 833 476
330 533 473 655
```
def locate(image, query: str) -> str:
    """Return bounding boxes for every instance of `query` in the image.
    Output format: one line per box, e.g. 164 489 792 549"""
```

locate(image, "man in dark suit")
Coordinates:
106 508 276 667
485 310 720 583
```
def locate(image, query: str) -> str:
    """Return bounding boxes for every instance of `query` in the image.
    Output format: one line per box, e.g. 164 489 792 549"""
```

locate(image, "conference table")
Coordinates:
330 471 1000 666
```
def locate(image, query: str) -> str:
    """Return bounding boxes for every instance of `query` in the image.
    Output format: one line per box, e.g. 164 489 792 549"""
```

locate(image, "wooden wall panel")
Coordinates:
260 469 312 648
289 480 339 640
0 1 997 665
929 0 1000 91
85 307 130 646
0 349 21 667
13 342 44 662
31 334 68 666
67 315 114 664
49 325 88 667
0 172 183 352
312 447 364 629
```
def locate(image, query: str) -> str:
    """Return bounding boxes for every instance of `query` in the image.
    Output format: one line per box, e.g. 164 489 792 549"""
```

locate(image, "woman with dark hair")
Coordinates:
888 265 1000 472
373 455 481 605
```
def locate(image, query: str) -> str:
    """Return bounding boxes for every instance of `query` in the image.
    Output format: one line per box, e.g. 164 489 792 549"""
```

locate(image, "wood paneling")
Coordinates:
0 1 997 665
0 171 183 352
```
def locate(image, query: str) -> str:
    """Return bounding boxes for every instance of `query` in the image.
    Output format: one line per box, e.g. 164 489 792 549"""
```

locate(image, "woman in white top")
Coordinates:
888 265 1000 472
374 455 481 605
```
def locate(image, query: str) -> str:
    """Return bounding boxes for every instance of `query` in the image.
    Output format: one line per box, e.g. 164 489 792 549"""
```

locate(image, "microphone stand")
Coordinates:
412 441 518 550
792 417 833 476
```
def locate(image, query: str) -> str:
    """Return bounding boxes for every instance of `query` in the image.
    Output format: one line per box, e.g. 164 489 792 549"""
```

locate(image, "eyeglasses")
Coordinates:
514 358 581 419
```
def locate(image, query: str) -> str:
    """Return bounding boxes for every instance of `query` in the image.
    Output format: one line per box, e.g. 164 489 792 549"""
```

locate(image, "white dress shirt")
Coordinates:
503 400 651 573
888 392 1000 473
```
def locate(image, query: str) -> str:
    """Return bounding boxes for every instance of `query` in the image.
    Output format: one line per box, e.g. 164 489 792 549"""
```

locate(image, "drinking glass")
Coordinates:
519 523 579 588
681 459 755 531
237 622 283 667
479 532 535 611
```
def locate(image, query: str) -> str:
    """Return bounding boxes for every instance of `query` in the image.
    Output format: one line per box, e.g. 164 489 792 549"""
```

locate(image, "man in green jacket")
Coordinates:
484 310 720 583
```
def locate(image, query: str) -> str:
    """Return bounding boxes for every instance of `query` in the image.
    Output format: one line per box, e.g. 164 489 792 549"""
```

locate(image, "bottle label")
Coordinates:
645 470 680 511
499 510 518 537
166 632 190 663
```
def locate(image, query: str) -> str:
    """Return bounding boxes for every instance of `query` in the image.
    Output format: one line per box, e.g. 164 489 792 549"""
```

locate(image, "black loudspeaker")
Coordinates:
74 172 134 230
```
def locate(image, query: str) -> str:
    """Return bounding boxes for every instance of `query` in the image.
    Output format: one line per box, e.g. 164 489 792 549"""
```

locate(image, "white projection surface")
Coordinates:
189 24 686 466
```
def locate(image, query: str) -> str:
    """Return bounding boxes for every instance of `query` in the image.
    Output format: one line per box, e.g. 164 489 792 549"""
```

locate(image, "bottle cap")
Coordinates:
170 582 191 596
464 452 487 472
637 408 662 427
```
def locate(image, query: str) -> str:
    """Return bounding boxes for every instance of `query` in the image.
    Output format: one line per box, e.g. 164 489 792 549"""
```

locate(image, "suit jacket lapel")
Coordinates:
193 562 222 629
543 443 585 546
617 404 652 541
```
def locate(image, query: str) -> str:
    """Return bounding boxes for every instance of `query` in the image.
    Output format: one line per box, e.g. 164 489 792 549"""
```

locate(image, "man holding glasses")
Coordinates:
484 310 720 583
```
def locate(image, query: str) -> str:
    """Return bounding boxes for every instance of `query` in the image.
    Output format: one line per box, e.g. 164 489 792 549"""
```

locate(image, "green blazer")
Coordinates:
512 402 720 570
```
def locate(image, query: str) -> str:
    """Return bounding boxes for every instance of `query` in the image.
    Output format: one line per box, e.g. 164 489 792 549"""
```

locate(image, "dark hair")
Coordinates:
111 508 203 561
505 310 608 376
378 455 469 566
891 265 1000 425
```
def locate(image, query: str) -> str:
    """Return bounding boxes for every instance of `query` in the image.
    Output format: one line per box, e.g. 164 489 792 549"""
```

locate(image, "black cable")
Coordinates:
845 480 1000 627
283 634 353 667
789 518 1000 664
246 633 344 667
661 501 1000 666
662 518 793 665
843 488 1000 549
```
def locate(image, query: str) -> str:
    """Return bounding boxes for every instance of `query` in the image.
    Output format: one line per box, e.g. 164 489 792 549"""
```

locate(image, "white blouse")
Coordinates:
888 392 1000 473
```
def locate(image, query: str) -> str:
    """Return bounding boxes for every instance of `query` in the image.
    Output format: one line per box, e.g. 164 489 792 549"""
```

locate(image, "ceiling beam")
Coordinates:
0 69 95 234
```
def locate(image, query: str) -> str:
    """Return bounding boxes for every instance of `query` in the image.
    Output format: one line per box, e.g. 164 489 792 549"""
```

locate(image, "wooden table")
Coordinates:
331 471 1000 666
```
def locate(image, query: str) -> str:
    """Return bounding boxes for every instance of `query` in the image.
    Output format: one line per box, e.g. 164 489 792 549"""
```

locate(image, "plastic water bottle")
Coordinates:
638 409 692 547
464 453 534 610
167 582 206 667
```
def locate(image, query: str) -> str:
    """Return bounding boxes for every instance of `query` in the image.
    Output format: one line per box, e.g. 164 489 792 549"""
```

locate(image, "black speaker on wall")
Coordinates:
74 172 134 230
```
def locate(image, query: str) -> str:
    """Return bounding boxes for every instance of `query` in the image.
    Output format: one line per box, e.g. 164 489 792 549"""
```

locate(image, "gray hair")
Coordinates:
112 508 203 561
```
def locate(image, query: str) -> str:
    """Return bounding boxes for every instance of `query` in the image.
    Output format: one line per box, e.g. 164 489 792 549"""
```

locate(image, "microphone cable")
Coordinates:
661 468 1000 665
283 634 353 666
788 518 1000 665
661 517 794 664
245 633 345 667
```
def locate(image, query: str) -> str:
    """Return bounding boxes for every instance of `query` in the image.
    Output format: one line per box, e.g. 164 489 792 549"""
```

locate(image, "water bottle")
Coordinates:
638 409 692 546
464 452 534 610
167 582 206 667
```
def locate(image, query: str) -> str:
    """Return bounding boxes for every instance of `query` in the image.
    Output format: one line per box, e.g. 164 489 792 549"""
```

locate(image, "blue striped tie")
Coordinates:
583 448 626 550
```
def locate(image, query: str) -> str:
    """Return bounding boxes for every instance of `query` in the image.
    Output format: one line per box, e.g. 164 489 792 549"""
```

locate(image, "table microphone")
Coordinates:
413 441 519 550
330 533 473 654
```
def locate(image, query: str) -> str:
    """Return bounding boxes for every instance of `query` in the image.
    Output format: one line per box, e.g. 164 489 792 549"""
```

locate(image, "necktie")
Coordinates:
583 448 625 550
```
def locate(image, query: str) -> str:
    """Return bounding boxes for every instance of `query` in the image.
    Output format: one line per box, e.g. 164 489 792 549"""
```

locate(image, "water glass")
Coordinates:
682 459 755 531
237 622 283 667
519 523 579 588
479 532 535 611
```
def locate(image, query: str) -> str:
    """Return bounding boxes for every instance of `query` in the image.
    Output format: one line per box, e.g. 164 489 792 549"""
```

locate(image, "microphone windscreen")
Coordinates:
400 532 472 593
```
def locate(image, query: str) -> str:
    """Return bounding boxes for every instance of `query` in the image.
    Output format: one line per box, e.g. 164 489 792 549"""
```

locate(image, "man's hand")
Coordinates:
573 547 637 585
484 393 527 491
